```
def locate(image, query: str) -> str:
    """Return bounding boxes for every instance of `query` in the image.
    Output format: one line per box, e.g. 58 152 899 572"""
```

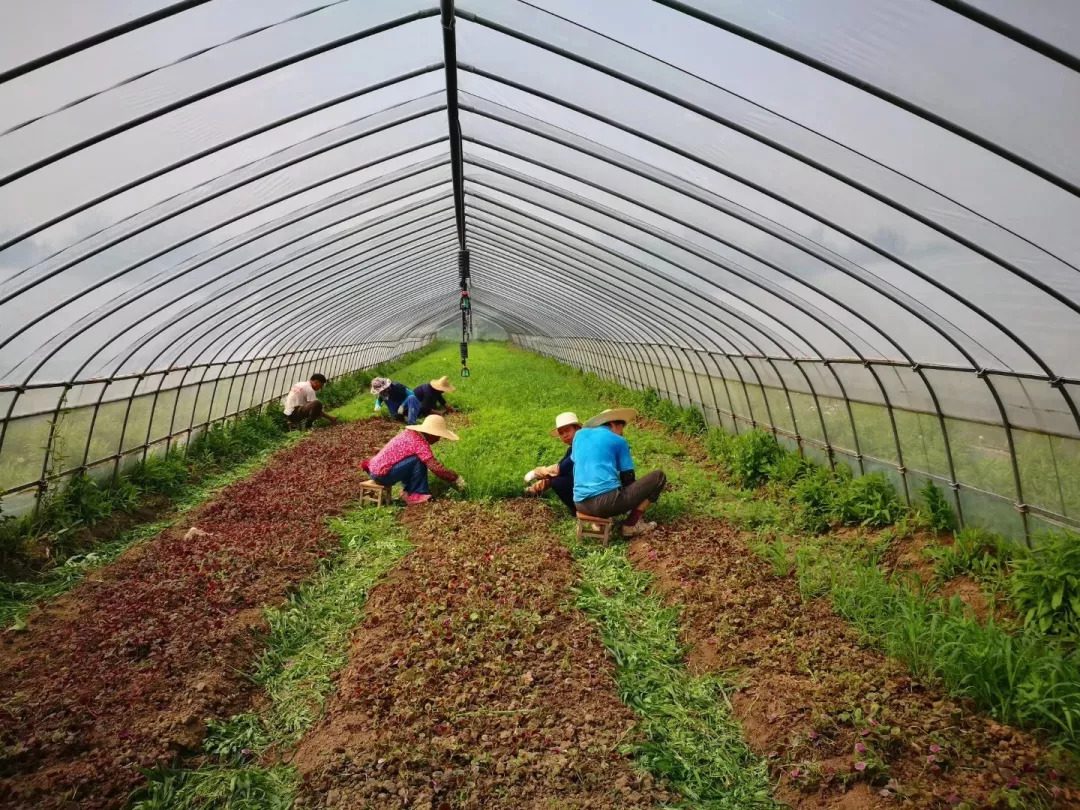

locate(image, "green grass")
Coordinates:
795 536 1080 752
130 507 412 808
573 539 777 808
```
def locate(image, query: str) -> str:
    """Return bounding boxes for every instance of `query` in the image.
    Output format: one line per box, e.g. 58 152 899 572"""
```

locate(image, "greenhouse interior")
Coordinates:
3 1 1080 808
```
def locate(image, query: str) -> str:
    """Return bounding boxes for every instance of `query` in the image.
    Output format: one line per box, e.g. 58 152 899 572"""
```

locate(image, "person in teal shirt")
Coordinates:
571 407 667 537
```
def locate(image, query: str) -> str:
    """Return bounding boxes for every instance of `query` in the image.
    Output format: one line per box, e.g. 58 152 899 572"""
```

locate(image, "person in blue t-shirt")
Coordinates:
523 411 581 514
571 407 667 537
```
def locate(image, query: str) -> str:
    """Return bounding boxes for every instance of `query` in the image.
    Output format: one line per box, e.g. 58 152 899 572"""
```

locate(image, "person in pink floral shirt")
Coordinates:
360 414 466 504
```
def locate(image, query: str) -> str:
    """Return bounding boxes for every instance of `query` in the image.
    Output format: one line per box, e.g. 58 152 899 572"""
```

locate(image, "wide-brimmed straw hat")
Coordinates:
407 414 459 441
370 377 391 396
549 411 582 437
430 376 456 393
584 407 637 429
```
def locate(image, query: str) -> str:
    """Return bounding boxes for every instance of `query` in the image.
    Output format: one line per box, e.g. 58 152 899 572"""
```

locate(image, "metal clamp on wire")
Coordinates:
460 341 470 378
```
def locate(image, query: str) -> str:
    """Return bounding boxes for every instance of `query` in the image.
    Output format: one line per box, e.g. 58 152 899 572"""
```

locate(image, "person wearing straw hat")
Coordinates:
370 377 413 421
571 407 667 537
406 375 456 425
360 415 466 505
523 411 581 514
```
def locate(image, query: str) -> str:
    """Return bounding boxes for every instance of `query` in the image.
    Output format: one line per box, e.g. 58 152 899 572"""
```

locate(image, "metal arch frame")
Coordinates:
450 68 1080 532
462 104 910 358
0 0 214 84
465 148 906 477
468 234 743 415
1 70 447 256
5 0 368 137
122 233 457 415
470 182 806 359
472 219 749 356
0 8 442 187
484 4 1080 280
643 1 1080 199
0 150 452 361
92 195 455 376
469 218 759 362
457 18 1080 359
465 192 819 439
3 168 455 480
926 1 1080 73
1 99 449 299
26 207 457 485
468 236 709 349
465 181 844 460
125 230 459 461
2 4 1078 538
160 225 457 368
75 240 458 482
456 66 1079 395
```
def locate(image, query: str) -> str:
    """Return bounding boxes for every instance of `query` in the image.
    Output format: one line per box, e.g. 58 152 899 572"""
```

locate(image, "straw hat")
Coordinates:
370 377 391 395
549 411 582 437
584 407 637 429
407 414 460 441
430 376 456 393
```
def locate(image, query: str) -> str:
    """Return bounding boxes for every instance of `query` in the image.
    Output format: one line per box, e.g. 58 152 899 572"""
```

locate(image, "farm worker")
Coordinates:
370 377 414 421
283 373 338 429
572 407 666 537
404 376 456 424
360 414 466 505
523 411 581 514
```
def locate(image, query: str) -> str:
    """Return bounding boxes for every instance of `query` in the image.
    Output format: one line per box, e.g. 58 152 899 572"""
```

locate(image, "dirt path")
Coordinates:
0 419 398 810
630 518 1079 809
292 500 671 809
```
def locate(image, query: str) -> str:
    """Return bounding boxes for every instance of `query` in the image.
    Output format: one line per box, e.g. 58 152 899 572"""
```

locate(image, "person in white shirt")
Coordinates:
282 373 338 429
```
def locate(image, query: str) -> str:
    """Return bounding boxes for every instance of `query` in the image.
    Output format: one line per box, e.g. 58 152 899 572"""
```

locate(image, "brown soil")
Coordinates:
629 519 1079 809
292 499 670 809
886 531 1019 626
0 419 399 810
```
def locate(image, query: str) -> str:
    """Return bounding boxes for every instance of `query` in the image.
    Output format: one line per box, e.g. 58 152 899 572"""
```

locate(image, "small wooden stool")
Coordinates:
576 513 613 545
359 480 390 507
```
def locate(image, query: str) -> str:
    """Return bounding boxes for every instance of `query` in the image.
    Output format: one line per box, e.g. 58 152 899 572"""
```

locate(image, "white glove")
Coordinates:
454 476 467 490
373 400 381 412
524 470 537 483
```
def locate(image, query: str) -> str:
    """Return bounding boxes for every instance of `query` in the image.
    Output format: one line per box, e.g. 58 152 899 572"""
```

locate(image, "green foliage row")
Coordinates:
796 541 1080 751
702 427 909 532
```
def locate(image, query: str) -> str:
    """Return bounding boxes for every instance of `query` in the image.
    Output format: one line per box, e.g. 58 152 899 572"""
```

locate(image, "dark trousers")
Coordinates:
548 475 576 515
575 470 667 519
287 400 323 427
373 456 429 495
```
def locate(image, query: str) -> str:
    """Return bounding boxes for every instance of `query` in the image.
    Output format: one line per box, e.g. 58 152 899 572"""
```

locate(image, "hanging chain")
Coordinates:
459 249 471 377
